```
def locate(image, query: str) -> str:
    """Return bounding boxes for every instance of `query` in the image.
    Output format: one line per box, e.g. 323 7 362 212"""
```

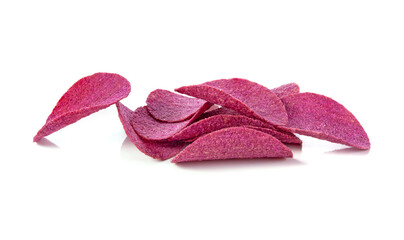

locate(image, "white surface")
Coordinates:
1 1 403 239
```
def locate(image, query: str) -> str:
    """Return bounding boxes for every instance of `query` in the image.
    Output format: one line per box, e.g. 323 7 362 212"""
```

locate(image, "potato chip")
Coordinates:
197 107 241 120
175 78 288 126
33 73 131 142
116 102 185 160
244 126 302 144
169 114 274 141
280 93 370 149
271 83 300 98
146 89 209 122
171 127 293 162
132 102 211 141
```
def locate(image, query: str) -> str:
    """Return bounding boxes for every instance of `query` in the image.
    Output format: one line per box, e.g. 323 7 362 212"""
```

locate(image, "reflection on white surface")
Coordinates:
35 138 60 149
117 135 370 169
284 143 302 153
120 136 306 169
120 137 162 164
325 147 370 155
175 157 304 170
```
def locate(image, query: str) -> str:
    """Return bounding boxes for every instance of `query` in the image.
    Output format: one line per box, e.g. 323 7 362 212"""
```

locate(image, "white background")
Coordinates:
1 1 403 239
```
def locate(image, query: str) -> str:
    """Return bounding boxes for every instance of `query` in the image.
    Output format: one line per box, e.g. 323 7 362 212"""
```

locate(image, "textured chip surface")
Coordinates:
175 78 288 125
280 93 370 149
272 83 300 98
146 89 208 122
169 114 274 141
132 102 211 141
198 107 241 120
244 126 302 144
171 127 293 163
116 102 185 160
34 73 131 142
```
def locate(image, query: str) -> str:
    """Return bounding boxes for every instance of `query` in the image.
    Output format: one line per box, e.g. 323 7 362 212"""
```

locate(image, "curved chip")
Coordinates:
272 83 300 98
33 73 131 142
198 107 241 120
244 126 302 144
169 114 274 141
146 89 208 122
116 102 185 160
132 102 211 141
171 127 293 163
175 78 288 126
280 93 370 149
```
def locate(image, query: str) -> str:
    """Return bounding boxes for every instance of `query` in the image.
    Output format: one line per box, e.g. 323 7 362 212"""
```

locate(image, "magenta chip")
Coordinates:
116 102 184 160
280 93 370 149
175 78 288 126
197 107 241 120
244 126 302 144
33 73 131 142
34 73 370 162
169 114 274 141
172 127 293 163
131 102 211 141
272 83 300 98
146 89 208 122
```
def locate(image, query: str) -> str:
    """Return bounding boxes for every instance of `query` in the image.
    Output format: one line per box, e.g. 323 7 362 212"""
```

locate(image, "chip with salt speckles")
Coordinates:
171 127 293 163
169 114 274 141
280 93 370 149
132 102 212 141
175 78 288 126
116 102 185 160
271 83 300 98
146 89 208 122
33 73 131 142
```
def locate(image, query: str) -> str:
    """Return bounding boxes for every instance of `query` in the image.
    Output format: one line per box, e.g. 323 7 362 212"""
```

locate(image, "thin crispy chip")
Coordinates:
175 78 288 125
146 89 208 122
272 83 300 98
244 126 302 144
280 93 370 149
132 102 211 141
196 83 298 120
172 127 293 163
179 126 302 145
169 114 274 141
197 83 298 120
198 107 241 120
33 73 131 142
116 102 185 160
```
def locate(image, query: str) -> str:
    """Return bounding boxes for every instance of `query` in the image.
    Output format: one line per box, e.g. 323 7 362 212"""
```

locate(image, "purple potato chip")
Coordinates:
271 83 300 98
182 137 198 143
146 89 208 122
280 93 370 149
196 83 298 120
169 114 274 141
195 83 297 121
132 102 212 141
180 126 302 145
116 102 185 160
171 127 293 163
198 107 241 120
175 78 288 126
34 73 131 142
244 126 302 144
